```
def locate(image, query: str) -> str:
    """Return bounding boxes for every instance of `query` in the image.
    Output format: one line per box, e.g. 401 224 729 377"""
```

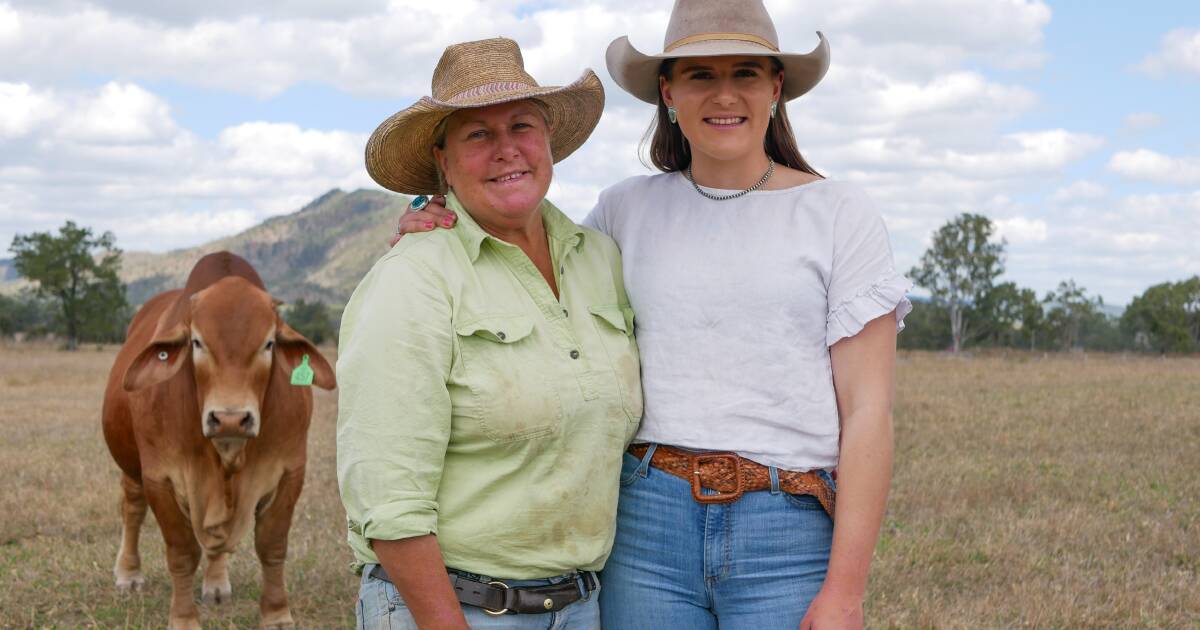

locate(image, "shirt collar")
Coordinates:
446 192 585 263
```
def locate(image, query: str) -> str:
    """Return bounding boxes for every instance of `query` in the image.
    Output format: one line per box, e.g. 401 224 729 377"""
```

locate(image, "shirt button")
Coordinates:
562 308 569 317
569 350 580 360
497 332 506 340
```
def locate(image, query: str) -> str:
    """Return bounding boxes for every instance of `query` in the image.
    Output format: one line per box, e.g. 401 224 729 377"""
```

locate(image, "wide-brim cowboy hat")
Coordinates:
366 37 604 195
606 0 830 105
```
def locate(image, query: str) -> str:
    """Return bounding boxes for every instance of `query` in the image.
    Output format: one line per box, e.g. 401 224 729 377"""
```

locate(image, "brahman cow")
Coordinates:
102 252 335 629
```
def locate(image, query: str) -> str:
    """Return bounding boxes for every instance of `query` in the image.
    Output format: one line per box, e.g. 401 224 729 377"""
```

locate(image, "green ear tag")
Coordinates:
290 355 314 386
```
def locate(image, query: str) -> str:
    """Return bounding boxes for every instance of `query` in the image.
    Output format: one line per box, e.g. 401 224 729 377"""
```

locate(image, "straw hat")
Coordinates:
606 0 830 105
366 37 604 194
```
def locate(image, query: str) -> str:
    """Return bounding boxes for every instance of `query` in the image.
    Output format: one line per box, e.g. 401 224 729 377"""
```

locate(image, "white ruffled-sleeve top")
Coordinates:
583 173 912 471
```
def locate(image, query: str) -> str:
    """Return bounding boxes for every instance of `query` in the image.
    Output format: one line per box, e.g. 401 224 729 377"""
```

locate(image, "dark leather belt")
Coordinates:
368 564 597 615
628 443 836 517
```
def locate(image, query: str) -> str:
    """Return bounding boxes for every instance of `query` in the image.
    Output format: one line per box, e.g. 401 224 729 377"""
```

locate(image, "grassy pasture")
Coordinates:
0 345 1196 628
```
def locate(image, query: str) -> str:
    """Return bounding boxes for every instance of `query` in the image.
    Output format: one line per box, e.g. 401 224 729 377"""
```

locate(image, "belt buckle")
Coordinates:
690 452 743 504
483 581 509 616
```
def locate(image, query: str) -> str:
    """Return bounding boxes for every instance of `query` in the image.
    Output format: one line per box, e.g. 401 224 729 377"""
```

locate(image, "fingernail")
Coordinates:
442 218 454 226
424 222 434 229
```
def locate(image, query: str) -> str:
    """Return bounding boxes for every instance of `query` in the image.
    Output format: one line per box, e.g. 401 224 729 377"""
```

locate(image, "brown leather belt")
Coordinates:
628 444 835 517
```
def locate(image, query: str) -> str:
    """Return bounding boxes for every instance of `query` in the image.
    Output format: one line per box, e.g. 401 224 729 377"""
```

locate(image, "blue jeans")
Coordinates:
599 446 835 629
356 566 600 630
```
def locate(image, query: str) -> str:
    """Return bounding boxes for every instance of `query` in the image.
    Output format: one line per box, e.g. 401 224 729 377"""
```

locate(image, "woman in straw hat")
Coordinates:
397 1 911 627
337 37 640 629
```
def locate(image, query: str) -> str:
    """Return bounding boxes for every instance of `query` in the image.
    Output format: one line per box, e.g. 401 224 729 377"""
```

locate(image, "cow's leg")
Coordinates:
114 474 147 592
253 467 304 629
201 551 233 605
143 479 203 630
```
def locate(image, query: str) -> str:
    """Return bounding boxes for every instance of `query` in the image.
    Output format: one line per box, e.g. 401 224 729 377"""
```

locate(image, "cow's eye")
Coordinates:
264 340 275 352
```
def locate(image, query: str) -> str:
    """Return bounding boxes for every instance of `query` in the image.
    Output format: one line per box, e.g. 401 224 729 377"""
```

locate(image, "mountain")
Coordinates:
114 188 408 306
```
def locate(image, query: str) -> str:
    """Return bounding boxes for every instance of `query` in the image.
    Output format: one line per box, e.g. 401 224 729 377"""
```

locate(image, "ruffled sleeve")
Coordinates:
826 272 913 346
825 187 913 347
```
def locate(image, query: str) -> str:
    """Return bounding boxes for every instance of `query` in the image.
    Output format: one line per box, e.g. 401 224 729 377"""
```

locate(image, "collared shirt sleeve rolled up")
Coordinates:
337 254 454 544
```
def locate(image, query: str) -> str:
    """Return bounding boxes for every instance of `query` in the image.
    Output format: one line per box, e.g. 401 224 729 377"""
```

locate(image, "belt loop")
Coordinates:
768 466 781 494
637 444 658 478
576 571 597 601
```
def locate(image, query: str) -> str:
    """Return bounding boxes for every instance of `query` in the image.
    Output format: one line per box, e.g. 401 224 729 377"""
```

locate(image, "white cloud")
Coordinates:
822 129 1102 177
1137 28 1200 78
1051 180 1107 203
57 82 176 144
781 0 1051 74
0 81 373 251
0 82 60 138
0 3 18 43
117 208 261 245
943 130 1104 176
995 216 1048 244
875 72 1037 120
218 122 364 179
1108 149 1200 186
1119 191 1200 217
1122 112 1162 132
0 1 537 98
1108 232 1163 251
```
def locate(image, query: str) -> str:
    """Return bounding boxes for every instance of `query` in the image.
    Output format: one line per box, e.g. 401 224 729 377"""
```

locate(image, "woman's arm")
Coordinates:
373 536 469 629
337 254 462 625
802 311 897 630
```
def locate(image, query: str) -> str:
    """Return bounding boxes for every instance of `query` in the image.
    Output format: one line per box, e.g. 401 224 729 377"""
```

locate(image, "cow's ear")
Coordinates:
123 323 190 391
275 322 336 390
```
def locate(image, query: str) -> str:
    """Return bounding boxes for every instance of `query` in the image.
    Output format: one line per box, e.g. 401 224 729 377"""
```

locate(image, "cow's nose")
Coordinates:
206 411 256 438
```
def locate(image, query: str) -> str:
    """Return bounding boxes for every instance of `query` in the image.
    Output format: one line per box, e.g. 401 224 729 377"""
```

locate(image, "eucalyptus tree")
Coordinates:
910 213 1006 352
9 221 127 350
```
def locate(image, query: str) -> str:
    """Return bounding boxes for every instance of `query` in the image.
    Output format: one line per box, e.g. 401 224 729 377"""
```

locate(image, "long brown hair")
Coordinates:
641 58 821 176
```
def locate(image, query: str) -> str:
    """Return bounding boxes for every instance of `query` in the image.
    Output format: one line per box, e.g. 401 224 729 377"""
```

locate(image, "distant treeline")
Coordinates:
905 213 1200 354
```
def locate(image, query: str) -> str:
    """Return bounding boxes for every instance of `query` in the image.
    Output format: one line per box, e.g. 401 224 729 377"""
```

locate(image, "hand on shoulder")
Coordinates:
389 194 456 246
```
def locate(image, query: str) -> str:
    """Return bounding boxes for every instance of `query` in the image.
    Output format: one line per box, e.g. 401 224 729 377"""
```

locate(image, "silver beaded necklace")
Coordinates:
687 158 775 201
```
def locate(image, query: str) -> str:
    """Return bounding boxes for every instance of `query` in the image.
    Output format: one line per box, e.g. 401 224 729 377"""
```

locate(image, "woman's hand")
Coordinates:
388 194 457 246
799 586 863 629
372 535 470 630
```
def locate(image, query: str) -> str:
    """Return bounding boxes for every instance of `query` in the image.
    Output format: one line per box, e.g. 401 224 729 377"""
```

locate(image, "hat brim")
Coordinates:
605 32 830 105
365 70 605 195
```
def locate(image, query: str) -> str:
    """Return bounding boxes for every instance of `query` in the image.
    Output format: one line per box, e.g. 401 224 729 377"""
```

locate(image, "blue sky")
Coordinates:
0 0 1197 305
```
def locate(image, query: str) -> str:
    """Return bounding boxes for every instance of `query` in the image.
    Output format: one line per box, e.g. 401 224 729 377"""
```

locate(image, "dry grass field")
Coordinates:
0 345 1197 628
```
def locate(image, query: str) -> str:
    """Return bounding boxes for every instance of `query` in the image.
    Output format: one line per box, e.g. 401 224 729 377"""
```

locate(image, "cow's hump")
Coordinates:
184 252 266 295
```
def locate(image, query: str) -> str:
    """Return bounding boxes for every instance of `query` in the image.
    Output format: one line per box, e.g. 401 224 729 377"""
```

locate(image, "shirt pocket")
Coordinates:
454 313 563 443
587 304 643 425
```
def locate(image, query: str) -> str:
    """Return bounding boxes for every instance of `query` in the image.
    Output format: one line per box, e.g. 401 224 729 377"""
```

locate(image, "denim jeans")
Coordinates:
356 566 601 630
599 446 835 629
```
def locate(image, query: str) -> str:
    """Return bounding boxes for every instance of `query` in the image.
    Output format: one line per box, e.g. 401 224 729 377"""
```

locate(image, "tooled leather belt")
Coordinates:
628 443 835 517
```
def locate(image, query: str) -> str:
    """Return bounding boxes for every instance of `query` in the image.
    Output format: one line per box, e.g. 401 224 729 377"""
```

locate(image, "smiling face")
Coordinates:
433 99 553 229
660 55 783 163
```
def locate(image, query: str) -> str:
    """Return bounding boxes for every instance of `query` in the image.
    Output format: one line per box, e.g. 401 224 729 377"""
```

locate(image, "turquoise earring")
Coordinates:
770 101 778 118
667 106 677 124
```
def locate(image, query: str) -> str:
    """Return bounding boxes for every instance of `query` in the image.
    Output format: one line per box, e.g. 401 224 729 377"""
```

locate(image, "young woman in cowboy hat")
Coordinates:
396 1 911 627
337 37 640 630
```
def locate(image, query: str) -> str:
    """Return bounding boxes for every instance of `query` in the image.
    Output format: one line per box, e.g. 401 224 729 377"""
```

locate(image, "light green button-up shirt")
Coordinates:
336 193 642 579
